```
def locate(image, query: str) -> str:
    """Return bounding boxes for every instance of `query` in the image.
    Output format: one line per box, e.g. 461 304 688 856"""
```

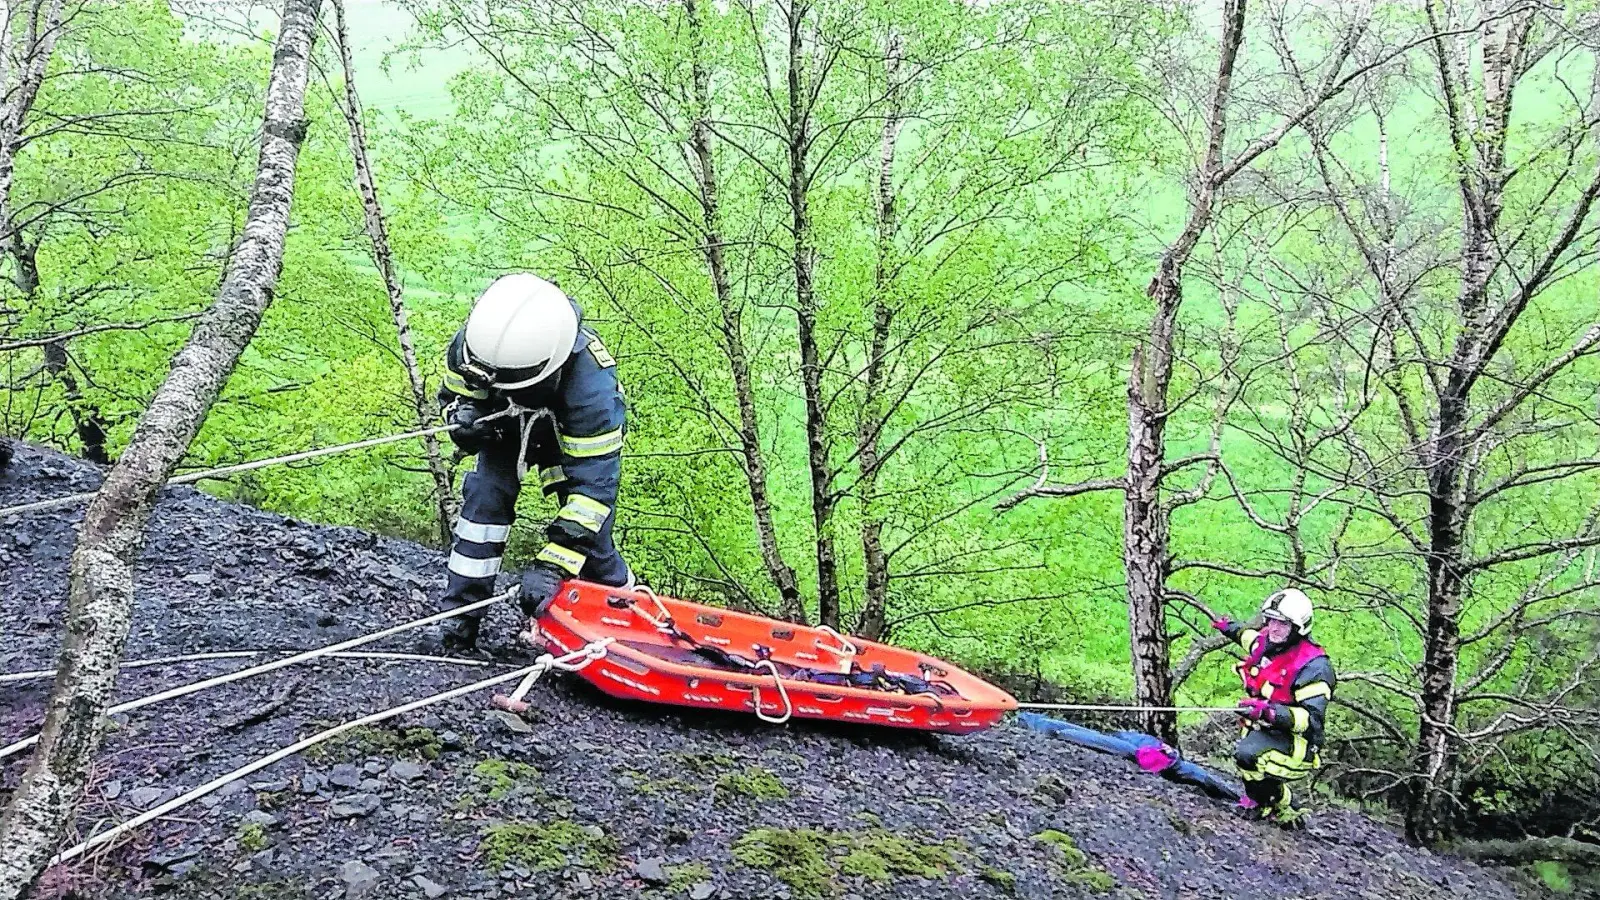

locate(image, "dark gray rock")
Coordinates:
389 760 427 782
341 860 381 900
330 764 362 789
634 857 670 885
241 810 280 830
330 793 382 819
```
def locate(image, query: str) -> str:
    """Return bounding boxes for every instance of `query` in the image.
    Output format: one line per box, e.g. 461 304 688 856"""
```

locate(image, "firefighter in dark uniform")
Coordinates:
1212 588 1335 826
434 273 632 650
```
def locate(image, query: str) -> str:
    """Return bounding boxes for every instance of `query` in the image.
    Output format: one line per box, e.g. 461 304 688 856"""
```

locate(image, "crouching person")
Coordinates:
1212 588 1335 827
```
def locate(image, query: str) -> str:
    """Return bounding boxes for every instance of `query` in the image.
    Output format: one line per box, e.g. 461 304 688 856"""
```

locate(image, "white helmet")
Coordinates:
1261 588 1313 634
461 274 579 390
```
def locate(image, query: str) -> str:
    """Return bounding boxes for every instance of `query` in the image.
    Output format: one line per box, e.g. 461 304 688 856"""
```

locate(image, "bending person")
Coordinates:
433 274 633 650
1018 712 1241 803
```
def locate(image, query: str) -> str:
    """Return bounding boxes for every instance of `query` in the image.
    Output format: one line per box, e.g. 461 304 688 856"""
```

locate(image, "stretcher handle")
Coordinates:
813 625 858 673
631 585 675 633
752 660 794 725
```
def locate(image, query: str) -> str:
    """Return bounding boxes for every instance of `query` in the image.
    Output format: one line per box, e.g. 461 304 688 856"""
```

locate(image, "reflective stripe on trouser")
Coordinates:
553 487 630 587
1234 728 1319 787
442 439 522 617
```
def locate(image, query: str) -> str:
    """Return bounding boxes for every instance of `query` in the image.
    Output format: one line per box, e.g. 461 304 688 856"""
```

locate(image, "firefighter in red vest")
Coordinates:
1211 588 1335 826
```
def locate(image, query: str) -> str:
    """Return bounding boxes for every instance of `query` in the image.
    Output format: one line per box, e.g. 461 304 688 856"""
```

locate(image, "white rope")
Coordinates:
0 406 522 518
50 638 611 867
0 649 502 685
1017 703 1240 713
0 592 514 762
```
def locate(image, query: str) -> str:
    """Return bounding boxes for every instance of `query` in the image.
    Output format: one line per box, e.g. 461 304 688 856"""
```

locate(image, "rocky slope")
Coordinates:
0 443 1530 899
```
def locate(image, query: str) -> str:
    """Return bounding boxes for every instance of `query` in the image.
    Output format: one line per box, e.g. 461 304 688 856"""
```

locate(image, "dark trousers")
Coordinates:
1234 727 1318 808
442 430 629 617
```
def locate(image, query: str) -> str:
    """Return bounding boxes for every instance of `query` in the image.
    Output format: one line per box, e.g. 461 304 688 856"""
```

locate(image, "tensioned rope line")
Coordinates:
0 649 507 685
0 590 515 762
51 638 614 867
0 405 526 518
0 424 457 517
1016 702 1240 713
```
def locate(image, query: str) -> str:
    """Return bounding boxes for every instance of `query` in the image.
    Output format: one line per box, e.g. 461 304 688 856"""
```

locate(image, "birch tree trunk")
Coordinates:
854 33 903 641
683 0 805 622
330 0 456 545
0 0 67 248
784 0 841 629
0 1 319 891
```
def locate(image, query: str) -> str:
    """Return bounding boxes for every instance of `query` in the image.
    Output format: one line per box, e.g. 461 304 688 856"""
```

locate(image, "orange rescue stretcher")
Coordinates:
528 580 1016 734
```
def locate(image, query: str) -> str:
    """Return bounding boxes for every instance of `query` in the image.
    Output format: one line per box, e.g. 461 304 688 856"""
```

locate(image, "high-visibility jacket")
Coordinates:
440 308 627 583
1223 624 1336 750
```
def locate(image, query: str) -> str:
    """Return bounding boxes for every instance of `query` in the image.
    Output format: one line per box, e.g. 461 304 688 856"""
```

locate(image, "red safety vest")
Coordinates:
1237 637 1326 703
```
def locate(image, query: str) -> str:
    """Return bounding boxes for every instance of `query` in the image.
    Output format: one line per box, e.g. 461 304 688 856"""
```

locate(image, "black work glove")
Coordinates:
519 563 567 618
444 399 507 456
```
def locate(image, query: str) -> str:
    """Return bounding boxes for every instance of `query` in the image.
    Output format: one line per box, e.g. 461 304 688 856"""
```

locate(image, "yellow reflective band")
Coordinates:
557 494 611 533
1240 629 1261 651
559 427 623 458
1289 707 1310 734
444 370 489 399
540 466 566 488
1294 682 1332 702
536 543 587 576
587 336 616 368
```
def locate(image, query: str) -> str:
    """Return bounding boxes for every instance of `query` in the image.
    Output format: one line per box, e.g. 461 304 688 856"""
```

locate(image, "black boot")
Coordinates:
437 614 481 652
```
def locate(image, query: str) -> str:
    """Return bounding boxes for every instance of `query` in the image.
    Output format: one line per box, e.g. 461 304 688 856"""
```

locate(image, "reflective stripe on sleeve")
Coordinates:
1289 707 1310 734
448 552 502 579
454 518 511 544
536 543 587 576
558 427 623 458
557 494 611 533
1294 681 1332 701
540 466 567 489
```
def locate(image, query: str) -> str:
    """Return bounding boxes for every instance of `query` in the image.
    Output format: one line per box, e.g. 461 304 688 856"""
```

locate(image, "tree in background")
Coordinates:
0 0 319 890
1253 0 1600 842
393 0 1162 641
327 0 457 544
1001 0 1396 743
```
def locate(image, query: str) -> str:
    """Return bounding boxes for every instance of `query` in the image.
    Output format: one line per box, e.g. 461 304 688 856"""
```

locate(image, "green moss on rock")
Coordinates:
237 822 268 854
732 826 963 896
981 866 1017 894
1032 829 1116 893
714 766 790 803
472 759 541 800
733 828 835 898
303 724 443 763
480 820 618 873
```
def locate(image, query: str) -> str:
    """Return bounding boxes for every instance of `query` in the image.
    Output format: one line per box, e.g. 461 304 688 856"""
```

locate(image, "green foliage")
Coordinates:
480 820 618 873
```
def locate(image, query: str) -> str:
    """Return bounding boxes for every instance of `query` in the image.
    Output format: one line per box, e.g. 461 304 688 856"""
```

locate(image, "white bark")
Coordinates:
330 0 457 543
0 0 68 246
0 0 320 892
